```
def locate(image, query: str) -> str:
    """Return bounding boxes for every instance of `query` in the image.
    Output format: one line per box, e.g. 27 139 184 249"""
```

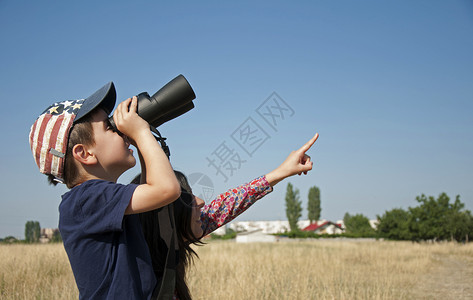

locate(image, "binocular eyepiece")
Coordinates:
108 74 196 131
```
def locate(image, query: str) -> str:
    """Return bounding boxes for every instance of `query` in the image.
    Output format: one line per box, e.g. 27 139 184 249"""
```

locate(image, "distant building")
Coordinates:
301 221 344 234
227 220 312 234
235 229 278 243
369 219 379 230
39 228 60 243
221 219 377 236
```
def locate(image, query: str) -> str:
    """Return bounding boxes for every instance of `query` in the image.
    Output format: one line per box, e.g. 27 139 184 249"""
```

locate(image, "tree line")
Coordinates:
2 188 471 243
0 221 62 244
285 183 473 242
377 193 472 242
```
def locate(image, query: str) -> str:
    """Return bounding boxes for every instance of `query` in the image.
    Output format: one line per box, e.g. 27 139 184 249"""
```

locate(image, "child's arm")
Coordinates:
200 176 272 236
199 133 319 235
265 133 319 186
113 97 181 214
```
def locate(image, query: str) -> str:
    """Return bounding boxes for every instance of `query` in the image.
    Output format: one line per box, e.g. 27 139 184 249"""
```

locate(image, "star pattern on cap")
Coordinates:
41 99 85 116
62 100 73 108
48 106 60 114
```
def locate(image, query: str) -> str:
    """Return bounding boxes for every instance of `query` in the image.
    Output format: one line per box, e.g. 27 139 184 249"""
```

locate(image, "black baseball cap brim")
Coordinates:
74 82 116 123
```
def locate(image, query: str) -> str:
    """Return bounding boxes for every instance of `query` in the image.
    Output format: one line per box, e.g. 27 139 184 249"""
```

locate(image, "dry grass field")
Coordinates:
1 239 472 299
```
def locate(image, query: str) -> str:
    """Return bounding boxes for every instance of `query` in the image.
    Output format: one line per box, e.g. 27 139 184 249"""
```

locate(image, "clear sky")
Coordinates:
1 1 472 239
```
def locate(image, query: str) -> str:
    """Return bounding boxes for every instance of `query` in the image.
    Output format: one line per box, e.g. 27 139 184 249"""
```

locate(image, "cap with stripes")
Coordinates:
29 82 116 183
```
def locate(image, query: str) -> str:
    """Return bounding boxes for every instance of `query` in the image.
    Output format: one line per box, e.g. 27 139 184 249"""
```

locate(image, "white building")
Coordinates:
217 219 377 236
225 219 339 235
235 229 278 243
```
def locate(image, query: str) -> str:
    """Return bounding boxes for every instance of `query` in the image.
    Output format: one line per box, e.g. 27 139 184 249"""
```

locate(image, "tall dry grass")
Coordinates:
187 239 473 300
0 243 78 299
1 240 472 299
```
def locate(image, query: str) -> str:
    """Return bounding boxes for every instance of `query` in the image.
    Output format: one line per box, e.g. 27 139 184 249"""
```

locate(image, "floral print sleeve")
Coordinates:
200 175 273 236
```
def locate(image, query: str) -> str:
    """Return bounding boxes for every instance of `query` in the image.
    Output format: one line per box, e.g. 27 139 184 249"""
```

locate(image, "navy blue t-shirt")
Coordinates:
59 180 157 299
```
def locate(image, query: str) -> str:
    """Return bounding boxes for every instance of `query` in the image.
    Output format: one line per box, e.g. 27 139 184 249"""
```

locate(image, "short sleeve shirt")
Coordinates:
59 180 156 299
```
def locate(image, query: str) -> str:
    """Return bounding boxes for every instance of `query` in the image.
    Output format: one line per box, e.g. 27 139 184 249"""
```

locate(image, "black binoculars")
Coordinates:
108 74 196 131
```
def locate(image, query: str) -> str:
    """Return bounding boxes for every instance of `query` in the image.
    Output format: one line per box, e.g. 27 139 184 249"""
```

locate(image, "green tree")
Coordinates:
307 186 321 224
409 193 448 241
377 208 412 240
406 193 473 242
446 209 473 242
1 236 18 243
285 183 302 232
444 195 473 242
377 193 473 242
24 221 41 243
51 230 62 243
410 193 454 241
343 213 375 237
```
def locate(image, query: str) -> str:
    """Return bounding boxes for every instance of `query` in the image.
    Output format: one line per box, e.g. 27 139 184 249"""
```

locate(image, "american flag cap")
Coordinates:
29 82 116 182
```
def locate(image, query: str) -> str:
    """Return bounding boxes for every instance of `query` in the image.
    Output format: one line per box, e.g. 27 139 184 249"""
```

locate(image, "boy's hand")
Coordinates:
112 96 150 145
120 96 181 215
266 133 319 186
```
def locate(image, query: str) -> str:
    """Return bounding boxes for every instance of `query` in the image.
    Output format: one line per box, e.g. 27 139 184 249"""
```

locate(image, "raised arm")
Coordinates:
113 97 181 214
200 133 319 235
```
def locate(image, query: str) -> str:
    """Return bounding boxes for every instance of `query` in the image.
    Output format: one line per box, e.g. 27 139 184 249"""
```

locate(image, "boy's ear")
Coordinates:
72 144 97 165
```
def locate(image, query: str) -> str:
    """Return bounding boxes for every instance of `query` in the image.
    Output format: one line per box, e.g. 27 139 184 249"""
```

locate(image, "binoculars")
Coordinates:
109 74 196 131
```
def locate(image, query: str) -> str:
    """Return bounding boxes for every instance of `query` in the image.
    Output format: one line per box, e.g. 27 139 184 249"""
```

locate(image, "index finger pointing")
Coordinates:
299 133 319 153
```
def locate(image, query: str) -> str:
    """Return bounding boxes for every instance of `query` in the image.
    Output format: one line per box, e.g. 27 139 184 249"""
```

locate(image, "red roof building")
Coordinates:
302 221 343 234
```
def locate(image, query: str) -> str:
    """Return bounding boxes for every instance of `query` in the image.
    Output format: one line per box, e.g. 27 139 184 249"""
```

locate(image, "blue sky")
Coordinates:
1 1 472 238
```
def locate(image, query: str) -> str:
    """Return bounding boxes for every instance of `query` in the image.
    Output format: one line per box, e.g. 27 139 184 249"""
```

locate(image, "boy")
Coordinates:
29 82 181 299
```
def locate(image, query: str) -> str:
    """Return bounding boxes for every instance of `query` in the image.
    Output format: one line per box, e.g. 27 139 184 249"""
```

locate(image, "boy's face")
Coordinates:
88 109 136 178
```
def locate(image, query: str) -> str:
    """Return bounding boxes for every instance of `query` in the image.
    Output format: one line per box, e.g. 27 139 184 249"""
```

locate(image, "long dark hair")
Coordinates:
136 171 203 300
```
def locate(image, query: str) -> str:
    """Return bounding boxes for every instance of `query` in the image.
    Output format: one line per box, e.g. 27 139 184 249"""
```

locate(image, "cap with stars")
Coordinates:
29 82 116 182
